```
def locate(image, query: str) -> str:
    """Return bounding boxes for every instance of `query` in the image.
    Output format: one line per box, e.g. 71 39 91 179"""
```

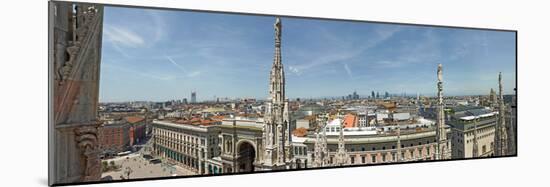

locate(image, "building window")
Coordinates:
361 156 366 163
371 155 376 163
350 156 355 164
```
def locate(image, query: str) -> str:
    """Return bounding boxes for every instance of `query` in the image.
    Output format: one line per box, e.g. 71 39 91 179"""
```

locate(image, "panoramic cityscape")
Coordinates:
50 2 516 185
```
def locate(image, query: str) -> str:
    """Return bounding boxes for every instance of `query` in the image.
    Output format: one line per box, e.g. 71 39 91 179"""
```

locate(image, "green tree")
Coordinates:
101 161 109 172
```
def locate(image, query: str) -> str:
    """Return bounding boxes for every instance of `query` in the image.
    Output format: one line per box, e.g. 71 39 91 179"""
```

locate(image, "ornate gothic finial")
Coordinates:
274 17 282 45
313 118 330 167
334 118 350 166
314 128 323 167
263 17 291 169
437 63 443 82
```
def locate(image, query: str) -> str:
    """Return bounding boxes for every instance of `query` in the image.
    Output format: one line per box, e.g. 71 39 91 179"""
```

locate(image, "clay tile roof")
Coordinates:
174 119 188 124
212 115 224 119
203 119 223 126
343 114 357 128
293 127 308 137
125 116 145 124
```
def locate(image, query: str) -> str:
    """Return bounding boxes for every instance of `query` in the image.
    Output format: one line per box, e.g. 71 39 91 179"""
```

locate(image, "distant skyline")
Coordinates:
99 6 516 103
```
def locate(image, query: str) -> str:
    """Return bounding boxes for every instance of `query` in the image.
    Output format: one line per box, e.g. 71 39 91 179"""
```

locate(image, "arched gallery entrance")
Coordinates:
236 141 256 172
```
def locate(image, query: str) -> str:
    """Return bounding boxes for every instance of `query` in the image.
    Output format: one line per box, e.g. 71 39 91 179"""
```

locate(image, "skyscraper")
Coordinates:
352 91 359 99
191 91 197 103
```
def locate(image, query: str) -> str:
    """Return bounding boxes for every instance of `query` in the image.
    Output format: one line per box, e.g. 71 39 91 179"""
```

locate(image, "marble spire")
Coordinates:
435 64 450 160
263 17 291 168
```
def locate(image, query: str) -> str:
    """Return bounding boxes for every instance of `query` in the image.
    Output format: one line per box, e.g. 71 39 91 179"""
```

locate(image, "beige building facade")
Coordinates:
450 108 497 158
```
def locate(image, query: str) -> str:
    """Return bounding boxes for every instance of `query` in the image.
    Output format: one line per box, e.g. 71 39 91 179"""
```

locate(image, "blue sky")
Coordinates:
99 6 516 102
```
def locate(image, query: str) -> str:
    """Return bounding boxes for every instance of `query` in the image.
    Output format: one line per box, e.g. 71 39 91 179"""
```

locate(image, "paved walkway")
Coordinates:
101 154 197 181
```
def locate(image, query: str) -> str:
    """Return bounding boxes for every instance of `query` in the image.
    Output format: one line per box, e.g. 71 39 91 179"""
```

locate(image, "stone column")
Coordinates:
49 2 104 185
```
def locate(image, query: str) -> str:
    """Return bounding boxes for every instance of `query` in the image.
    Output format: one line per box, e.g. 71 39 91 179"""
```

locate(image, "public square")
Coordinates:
101 153 197 181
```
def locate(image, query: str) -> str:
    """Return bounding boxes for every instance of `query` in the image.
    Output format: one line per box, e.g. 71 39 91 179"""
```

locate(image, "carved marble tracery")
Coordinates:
75 126 101 181
51 2 104 184
57 6 98 85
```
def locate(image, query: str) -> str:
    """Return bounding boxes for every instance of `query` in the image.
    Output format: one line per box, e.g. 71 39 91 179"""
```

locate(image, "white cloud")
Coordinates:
146 10 166 43
288 66 301 75
110 43 131 58
343 63 353 79
104 24 145 47
165 56 202 78
289 26 402 73
165 56 187 72
187 71 201 77
371 29 441 69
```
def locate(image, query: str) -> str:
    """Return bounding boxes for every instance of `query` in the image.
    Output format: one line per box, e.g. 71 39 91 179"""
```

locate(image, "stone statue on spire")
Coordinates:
274 17 282 44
